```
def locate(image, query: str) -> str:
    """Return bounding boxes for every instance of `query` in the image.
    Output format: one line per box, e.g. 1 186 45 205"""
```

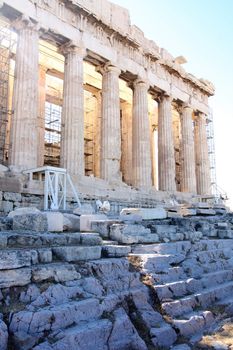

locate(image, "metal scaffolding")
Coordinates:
206 109 228 202
206 109 217 194
44 101 62 167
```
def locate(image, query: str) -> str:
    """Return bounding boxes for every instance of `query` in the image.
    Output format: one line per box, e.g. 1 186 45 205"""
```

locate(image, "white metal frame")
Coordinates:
24 166 81 210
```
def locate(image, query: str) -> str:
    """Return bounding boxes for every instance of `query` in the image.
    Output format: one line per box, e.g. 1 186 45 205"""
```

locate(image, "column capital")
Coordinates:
12 15 39 32
179 103 193 115
96 62 121 76
133 77 149 90
59 40 86 58
157 93 173 104
194 111 208 122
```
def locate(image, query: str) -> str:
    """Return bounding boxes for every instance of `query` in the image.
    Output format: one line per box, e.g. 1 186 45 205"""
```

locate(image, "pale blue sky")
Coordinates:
113 0 233 206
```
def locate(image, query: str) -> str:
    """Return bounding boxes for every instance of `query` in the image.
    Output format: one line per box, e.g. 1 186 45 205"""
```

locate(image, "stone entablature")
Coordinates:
3 0 213 114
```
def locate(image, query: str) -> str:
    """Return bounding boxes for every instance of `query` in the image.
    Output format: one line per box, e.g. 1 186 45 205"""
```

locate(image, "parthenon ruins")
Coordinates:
2 1 233 350
0 0 216 203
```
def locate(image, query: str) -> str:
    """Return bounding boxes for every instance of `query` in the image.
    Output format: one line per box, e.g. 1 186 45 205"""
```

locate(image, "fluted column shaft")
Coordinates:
37 65 46 167
121 101 132 185
93 91 101 178
132 79 152 188
158 95 176 191
194 113 211 195
9 17 39 169
60 42 86 176
100 64 121 182
180 106 197 193
150 108 157 187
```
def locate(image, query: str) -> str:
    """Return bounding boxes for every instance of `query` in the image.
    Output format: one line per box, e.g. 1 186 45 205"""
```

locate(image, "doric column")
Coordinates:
158 95 176 191
194 112 211 195
180 105 197 193
37 65 47 167
93 91 101 178
121 101 132 185
149 107 157 188
99 63 121 182
9 16 39 169
132 79 152 188
60 41 86 176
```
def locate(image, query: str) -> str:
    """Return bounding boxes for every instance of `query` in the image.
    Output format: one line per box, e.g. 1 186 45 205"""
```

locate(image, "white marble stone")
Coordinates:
194 113 211 195
60 41 86 176
158 95 176 191
99 63 121 183
9 16 39 169
132 79 152 188
180 105 197 193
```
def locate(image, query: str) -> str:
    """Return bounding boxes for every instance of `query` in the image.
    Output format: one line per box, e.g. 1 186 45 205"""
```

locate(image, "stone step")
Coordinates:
202 259 233 274
188 247 233 262
155 269 233 301
9 298 102 337
150 323 177 348
102 244 131 257
33 306 149 350
142 239 233 257
31 263 81 283
91 219 121 238
79 232 102 246
131 241 191 255
152 266 186 284
162 281 233 317
201 269 233 288
85 259 142 294
189 239 231 253
129 251 186 272
0 231 82 248
216 296 233 316
129 253 173 273
0 242 102 270
0 231 102 249
32 319 113 350
172 310 215 339
52 246 102 262
109 223 160 244
0 247 52 270
182 257 233 278
155 279 199 300
0 262 80 288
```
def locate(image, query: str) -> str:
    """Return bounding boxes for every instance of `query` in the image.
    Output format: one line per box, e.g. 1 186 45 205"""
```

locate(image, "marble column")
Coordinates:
100 63 121 182
194 112 211 195
180 105 196 193
132 79 152 188
37 65 47 167
60 41 86 176
158 95 176 191
149 107 157 188
0 47 9 163
9 16 39 169
121 101 132 185
93 91 101 178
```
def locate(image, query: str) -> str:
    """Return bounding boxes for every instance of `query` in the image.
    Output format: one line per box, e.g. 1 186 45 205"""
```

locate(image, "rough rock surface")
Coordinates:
0 209 233 349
